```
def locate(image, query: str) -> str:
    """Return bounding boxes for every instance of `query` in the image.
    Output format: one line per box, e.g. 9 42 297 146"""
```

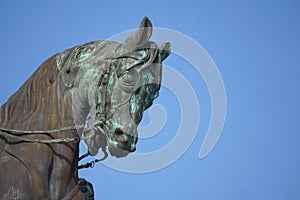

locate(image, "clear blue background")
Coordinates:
1 1 299 199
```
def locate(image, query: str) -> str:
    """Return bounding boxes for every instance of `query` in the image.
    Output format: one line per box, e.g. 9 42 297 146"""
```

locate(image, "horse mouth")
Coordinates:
108 128 138 158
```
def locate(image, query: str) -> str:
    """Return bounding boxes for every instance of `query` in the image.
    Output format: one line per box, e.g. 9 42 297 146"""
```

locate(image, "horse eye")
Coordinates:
122 70 136 86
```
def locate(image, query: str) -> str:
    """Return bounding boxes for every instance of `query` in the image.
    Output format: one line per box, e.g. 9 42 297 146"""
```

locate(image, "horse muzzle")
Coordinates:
108 128 138 157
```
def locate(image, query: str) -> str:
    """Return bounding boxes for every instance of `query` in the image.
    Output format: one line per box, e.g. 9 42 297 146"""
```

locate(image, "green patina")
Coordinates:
129 70 159 123
55 16 171 157
77 46 94 62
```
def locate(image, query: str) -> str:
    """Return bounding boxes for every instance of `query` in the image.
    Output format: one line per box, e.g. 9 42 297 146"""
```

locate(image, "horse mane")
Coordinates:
0 53 74 131
0 40 121 132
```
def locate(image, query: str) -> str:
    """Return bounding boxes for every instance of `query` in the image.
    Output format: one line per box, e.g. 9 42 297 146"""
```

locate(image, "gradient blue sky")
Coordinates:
1 1 299 199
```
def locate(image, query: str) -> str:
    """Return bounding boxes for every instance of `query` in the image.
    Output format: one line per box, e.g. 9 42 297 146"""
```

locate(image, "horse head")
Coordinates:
57 17 171 158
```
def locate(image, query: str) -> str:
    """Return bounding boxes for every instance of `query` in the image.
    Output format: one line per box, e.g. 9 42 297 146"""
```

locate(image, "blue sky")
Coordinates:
1 0 300 199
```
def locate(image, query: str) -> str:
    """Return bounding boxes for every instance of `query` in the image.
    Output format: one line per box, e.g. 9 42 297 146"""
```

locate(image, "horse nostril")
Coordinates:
113 128 138 151
114 128 123 135
114 128 129 143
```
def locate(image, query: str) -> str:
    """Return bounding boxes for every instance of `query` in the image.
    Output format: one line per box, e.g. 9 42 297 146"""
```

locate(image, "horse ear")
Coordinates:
124 16 152 50
153 42 170 87
159 42 171 61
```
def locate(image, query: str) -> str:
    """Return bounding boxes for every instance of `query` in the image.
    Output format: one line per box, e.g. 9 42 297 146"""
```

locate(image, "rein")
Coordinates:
0 125 84 143
0 60 117 169
0 125 99 169
0 125 102 170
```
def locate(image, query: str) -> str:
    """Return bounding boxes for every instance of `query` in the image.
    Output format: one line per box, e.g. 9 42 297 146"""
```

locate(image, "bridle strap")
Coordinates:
95 63 112 125
0 125 84 143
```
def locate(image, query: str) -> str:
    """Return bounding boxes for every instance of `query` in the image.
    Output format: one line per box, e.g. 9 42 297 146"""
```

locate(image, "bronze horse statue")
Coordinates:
0 17 170 199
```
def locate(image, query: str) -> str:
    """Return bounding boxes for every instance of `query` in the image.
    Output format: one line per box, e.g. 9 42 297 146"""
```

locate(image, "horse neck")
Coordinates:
0 54 76 132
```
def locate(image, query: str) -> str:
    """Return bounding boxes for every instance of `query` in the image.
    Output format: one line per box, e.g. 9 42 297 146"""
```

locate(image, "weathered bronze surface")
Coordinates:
0 17 170 199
